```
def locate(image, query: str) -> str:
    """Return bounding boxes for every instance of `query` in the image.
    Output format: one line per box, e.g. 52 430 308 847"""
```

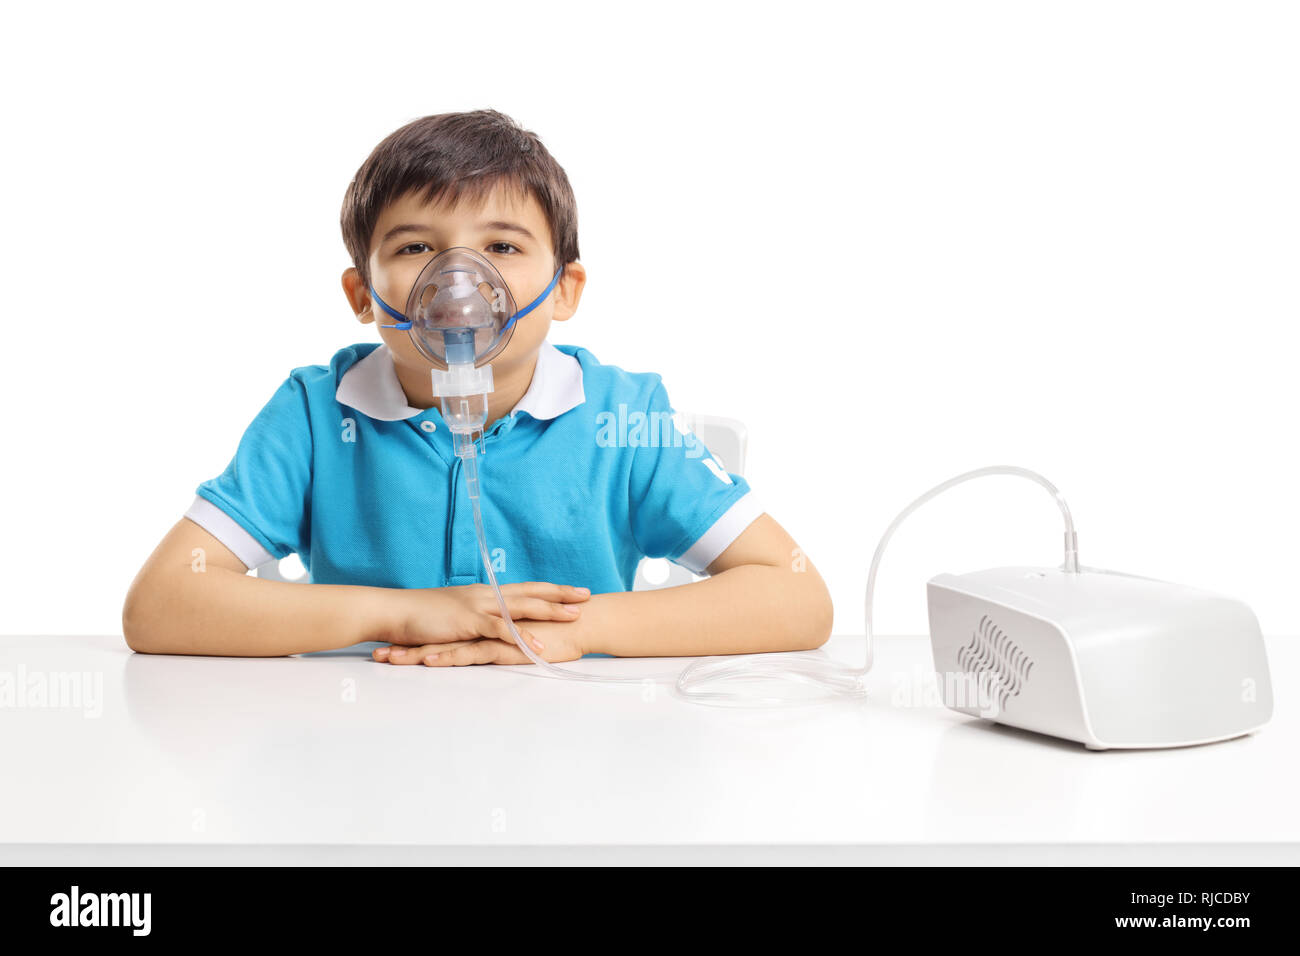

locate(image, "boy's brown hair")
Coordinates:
340 109 580 289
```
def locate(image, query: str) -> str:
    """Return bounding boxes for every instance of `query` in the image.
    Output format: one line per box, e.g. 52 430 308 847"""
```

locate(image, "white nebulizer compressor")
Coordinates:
926 564 1273 750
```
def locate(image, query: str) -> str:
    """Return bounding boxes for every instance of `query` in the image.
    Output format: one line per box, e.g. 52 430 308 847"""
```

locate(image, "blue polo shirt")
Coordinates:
184 340 763 656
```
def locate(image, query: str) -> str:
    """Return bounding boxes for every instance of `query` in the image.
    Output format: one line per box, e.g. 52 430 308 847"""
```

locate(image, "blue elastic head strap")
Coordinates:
372 264 565 333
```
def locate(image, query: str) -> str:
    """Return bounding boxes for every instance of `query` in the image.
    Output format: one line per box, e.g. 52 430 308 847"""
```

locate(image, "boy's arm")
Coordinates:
581 513 833 658
123 518 395 656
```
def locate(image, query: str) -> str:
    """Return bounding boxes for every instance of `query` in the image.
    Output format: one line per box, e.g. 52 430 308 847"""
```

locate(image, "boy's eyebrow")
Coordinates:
380 220 538 245
482 220 538 242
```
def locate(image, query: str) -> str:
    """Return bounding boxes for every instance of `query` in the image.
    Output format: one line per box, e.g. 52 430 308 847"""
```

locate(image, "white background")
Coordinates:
2 0 1296 637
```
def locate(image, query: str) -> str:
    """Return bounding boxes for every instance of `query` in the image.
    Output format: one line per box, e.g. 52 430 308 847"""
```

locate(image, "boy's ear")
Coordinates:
551 261 587 323
341 267 374 324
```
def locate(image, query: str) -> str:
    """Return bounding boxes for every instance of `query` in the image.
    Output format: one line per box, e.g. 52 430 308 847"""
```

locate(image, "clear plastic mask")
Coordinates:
370 247 563 369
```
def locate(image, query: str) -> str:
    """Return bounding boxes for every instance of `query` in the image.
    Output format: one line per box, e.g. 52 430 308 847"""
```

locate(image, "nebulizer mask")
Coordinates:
370 247 562 448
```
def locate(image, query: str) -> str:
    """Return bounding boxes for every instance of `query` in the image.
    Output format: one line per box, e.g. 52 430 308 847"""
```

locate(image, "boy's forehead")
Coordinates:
374 182 549 242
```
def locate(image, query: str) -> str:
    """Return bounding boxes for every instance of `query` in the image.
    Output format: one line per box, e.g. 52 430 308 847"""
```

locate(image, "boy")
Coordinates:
122 109 833 667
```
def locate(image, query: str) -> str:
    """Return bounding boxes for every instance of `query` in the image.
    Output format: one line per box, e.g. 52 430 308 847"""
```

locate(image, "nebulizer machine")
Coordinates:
371 249 1274 748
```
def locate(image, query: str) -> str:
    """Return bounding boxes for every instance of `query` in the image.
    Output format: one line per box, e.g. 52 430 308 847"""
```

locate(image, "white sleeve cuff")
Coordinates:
183 496 276 571
674 491 764 574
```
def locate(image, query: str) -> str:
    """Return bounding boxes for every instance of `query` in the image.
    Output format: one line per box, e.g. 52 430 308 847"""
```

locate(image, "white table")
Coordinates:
1 634 1295 865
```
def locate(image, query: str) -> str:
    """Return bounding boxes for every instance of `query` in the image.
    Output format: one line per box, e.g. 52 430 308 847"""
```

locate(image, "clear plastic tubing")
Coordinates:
456 432 684 686
450 404 1080 708
673 465 1079 706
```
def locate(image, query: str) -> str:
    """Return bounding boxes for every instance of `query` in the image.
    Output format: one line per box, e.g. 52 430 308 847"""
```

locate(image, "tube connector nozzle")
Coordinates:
1063 529 1080 573
432 362 492 443
430 362 494 399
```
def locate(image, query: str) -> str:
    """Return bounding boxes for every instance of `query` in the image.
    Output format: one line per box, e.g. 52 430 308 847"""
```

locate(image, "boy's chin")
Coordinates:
485 339 544 370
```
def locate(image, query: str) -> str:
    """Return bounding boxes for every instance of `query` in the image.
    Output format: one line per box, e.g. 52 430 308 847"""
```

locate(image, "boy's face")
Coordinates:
343 181 582 387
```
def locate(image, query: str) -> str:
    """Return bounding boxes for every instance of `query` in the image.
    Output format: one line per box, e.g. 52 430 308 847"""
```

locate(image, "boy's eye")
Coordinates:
398 241 519 255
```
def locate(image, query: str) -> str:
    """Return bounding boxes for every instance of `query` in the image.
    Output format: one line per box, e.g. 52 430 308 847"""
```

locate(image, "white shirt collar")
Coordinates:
336 340 585 422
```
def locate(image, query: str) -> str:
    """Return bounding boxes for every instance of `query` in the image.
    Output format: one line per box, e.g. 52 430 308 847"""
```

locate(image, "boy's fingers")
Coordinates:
379 640 479 664
373 635 539 667
502 582 591 603
372 629 545 666
488 615 545 652
427 637 532 667
485 624 543 664
420 641 494 666
485 641 533 665
503 596 581 622
380 643 429 664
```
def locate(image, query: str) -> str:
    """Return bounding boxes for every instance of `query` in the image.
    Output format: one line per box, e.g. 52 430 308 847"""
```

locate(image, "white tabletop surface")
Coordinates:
1 633 1295 865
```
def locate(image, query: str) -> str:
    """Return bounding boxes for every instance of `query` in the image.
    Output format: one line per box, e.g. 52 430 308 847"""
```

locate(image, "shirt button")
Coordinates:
420 420 437 433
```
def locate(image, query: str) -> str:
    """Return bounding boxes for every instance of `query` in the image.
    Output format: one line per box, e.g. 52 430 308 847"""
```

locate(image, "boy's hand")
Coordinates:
386 582 589 654
375 615 587 667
